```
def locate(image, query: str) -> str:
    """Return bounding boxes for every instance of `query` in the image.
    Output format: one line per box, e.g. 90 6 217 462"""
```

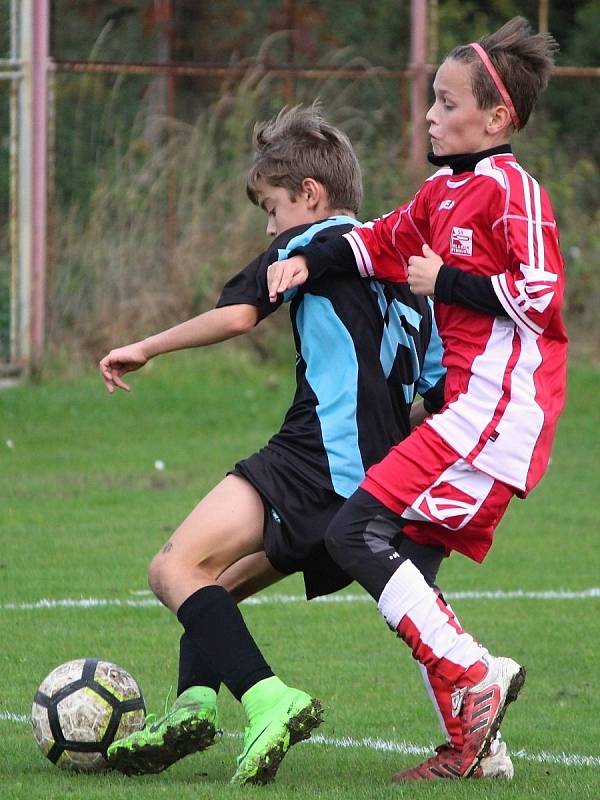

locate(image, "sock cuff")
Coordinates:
377 559 433 629
177 584 232 629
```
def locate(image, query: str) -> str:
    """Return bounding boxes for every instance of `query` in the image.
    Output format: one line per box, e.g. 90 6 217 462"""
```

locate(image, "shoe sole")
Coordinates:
233 699 324 786
108 718 218 776
466 666 526 778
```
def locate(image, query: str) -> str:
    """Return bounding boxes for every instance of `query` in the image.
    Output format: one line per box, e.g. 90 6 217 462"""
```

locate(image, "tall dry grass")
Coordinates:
47 40 600 369
48 43 398 368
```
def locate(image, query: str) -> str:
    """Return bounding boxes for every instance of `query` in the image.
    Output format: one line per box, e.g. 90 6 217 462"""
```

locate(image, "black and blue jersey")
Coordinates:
216 216 445 596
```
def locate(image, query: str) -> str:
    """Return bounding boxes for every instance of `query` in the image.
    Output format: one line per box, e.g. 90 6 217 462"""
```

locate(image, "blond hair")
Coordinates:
246 104 362 214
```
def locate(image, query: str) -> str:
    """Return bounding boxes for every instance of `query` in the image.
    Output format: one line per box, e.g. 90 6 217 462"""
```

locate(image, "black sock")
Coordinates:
177 632 222 696
177 585 273 701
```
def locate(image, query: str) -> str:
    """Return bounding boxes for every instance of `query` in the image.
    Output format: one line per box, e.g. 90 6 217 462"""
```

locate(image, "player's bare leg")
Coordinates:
148 474 267 612
109 475 322 780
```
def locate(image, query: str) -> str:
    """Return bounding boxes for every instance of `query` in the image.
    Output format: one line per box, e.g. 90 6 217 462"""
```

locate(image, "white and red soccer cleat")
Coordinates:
392 744 468 780
473 739 514 779
393 656 525 781
392 737 514 781
458 655 525 773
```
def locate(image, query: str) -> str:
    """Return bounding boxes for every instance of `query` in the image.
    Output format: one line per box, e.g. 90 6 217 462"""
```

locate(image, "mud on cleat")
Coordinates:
107 686 220 775
231 688 323 786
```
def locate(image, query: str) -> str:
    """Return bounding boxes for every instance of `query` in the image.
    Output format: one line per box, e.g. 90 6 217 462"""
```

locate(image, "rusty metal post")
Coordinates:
16 0 34 371
30 1 50 370
283 0 296 105
15 0 49 373
428 0 438 65
8 0 20 367
409 0 428 185
155 0 177 276
538 0 550 33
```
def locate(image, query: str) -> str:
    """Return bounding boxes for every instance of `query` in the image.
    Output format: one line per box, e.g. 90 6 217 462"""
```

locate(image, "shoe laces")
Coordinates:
241 724 252 749
142 685 174 729
163 685 174 714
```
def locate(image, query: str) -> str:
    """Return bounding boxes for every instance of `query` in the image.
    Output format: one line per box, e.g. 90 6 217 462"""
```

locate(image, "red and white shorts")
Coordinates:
362 422 516 562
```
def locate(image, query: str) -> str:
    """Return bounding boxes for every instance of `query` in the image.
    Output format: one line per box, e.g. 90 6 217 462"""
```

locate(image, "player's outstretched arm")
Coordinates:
99 304 258 394
267 255 309 302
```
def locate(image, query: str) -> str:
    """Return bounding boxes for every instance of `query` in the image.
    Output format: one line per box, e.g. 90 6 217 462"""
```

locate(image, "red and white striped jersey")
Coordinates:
344 152 567 494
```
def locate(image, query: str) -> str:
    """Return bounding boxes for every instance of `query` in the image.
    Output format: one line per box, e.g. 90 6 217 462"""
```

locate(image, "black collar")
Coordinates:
427 145 513 175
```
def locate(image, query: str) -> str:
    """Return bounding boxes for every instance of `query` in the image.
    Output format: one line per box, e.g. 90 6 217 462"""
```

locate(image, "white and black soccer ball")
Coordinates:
31 657 146 771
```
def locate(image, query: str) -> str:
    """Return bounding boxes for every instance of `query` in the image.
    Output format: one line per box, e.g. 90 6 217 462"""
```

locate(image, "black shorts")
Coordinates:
231 447 353 600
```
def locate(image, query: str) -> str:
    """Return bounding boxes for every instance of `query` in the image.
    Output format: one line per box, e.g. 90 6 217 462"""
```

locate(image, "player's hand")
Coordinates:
407 243 443 296
99 342 148 394
267 256 309 302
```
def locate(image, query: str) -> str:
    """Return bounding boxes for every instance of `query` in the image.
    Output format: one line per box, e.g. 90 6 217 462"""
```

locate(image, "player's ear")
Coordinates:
487 105 512 136
301 177 323 210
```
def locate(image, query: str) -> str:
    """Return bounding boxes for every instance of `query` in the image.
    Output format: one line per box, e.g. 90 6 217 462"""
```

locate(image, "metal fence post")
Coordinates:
13 0 49 374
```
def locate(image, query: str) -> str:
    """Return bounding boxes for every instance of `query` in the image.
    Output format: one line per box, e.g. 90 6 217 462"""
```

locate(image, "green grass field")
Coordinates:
1 347 599 800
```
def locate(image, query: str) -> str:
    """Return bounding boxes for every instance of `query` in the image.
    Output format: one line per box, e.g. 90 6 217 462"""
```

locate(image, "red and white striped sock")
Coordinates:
419 663 465 748
378 560 488 687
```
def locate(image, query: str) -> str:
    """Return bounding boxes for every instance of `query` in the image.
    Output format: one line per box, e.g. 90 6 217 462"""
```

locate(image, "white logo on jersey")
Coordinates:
450 226 473 257
513 265 558 314
439 199 455 210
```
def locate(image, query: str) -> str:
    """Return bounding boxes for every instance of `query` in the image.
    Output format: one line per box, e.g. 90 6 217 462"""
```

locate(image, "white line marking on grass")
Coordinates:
310 734 600 768
1 598 161 610
447 588 600 601
511 749 600 768
2 588 599 611
0 711 29 723
2 711 599 768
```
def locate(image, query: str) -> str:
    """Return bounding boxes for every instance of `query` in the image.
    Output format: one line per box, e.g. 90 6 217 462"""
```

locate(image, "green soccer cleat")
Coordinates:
107 686 220 775
231 685 324 786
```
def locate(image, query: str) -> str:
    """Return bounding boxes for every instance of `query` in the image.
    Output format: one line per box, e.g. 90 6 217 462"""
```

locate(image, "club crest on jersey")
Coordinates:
438 199 455 211
450 226 473 257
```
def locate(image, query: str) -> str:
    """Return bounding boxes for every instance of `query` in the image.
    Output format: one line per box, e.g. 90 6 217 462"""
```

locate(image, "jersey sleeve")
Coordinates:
342 193 429 281
216 225 317 319
296 187 430 283
216 250 283 321
489 171 565 336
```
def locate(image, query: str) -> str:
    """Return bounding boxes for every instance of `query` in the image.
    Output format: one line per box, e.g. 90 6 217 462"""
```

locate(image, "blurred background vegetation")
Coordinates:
0 0 598 369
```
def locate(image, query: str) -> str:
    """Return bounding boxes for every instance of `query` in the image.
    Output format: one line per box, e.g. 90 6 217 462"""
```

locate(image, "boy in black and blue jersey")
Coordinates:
99 105 467 784
221 215 444 598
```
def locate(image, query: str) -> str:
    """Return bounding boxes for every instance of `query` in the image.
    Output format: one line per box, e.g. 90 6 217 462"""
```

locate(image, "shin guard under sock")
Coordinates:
378 559 488 686
177 632 222 696
177 585 273 701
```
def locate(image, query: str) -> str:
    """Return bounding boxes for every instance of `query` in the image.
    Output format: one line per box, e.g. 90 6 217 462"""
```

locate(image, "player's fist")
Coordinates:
407 243 443 296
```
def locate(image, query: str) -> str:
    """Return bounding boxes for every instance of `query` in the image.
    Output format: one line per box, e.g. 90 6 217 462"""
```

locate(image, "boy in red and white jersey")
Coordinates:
267 17 567 780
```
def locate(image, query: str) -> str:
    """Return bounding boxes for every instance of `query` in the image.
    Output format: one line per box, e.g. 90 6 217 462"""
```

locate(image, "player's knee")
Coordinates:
147 550 170 602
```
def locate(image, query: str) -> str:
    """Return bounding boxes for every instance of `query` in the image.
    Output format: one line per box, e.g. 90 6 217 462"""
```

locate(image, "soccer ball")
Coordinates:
31 657 146 771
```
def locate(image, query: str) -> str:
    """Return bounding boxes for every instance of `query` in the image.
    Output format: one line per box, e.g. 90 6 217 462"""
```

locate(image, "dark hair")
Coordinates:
448 16 559 129
246 103 363 214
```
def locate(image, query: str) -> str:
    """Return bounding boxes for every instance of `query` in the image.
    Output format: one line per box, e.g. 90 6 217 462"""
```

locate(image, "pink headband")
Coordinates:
470 42 521 130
